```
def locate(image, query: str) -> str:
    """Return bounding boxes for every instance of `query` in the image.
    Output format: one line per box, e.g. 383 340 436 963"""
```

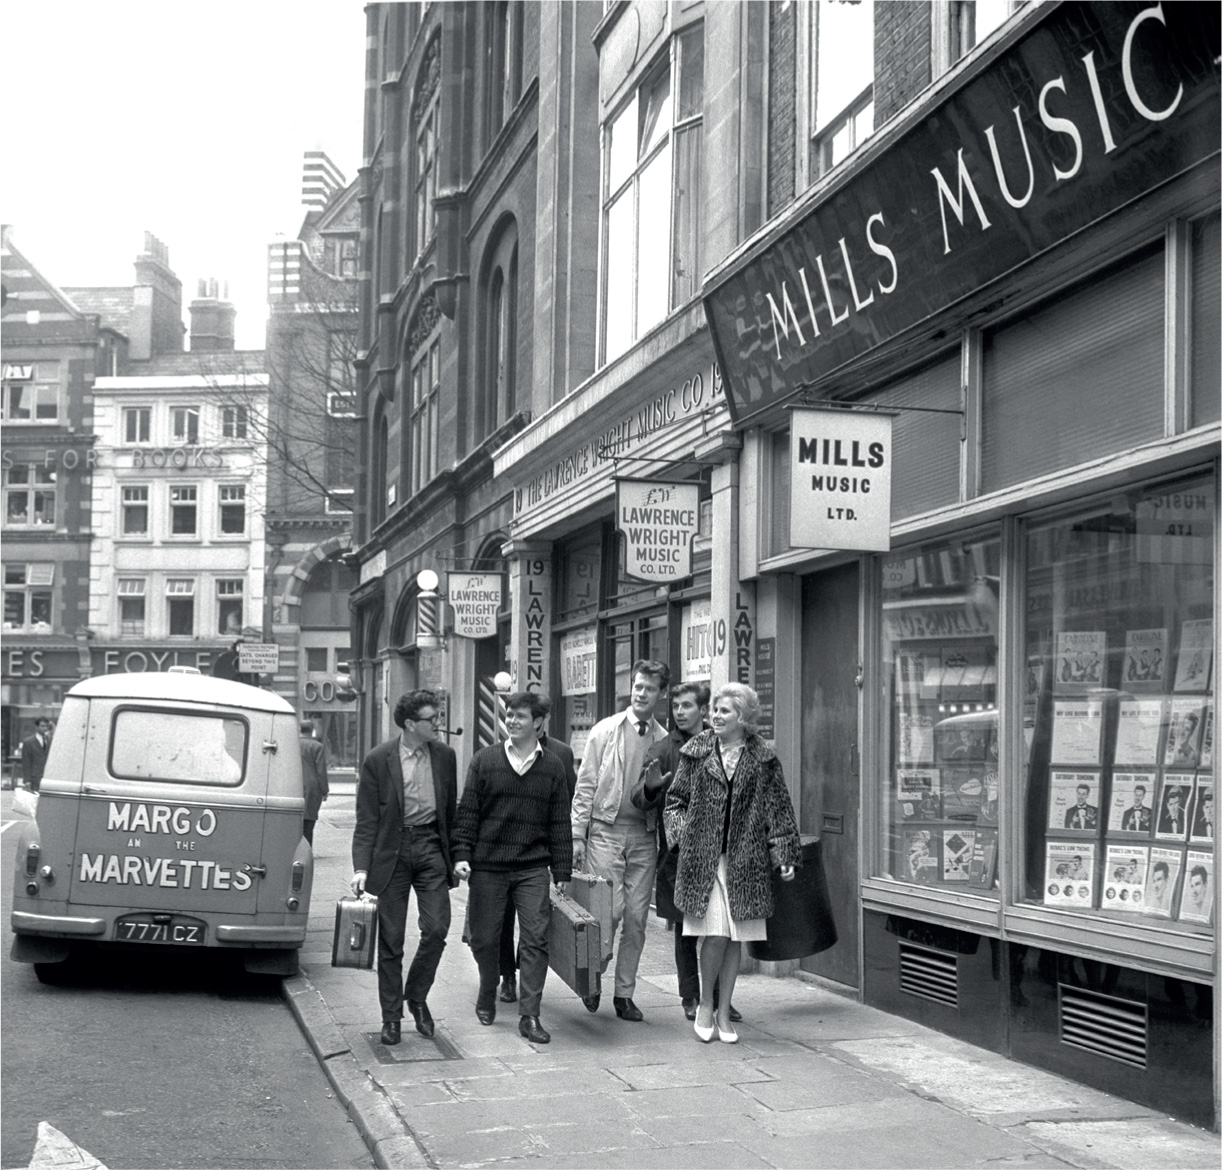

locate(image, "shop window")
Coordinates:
222 406 248 439
118 578 146 636
171 406 200 445
810 0 874 181
1 362 59 422
982 246 1164 494
216 579 243 635
1190 210 1220 429
166 579 196 636
3 563 53 632
3 463 56 528
1021 472 1214 930
558 532 602 623
218 485 246 535
608 613 669 712
601 24 703 364
124 407 152 443
170 485 198 536
880 533 1001 895
122 486 149 536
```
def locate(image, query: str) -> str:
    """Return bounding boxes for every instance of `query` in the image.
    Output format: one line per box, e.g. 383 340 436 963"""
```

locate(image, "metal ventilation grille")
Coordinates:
1059 986 1148 1068
898 943 959 1008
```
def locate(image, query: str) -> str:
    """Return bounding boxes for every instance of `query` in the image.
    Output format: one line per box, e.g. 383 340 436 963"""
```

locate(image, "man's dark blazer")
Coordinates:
21 733 49 792
540 733 578 805
352 736 459 895
1063 804 1098 830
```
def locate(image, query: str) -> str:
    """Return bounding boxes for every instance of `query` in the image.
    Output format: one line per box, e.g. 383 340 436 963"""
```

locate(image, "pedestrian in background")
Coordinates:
631 681 737 1024
454 691 572 1045
497 696 577 1005
571 658 670 1021
351 690 458 1046
298 720 330 844
665 682 801 1044
21 717 52 793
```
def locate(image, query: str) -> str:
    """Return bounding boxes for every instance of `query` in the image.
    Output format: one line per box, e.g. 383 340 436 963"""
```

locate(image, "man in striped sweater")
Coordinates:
454 691 572 1045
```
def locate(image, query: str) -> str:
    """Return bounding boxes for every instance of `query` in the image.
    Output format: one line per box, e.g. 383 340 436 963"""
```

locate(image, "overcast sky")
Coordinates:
4 0 368 350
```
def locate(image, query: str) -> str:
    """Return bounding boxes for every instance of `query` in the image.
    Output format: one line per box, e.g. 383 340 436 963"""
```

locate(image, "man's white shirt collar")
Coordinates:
504 737 543 775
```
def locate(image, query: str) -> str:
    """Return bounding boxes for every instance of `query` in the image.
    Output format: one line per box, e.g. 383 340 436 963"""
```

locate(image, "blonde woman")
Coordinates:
664 683 801 1043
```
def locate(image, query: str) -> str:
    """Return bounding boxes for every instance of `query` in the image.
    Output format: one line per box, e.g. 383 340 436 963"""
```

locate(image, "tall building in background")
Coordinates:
264 151 361 771
349 1 1220 1125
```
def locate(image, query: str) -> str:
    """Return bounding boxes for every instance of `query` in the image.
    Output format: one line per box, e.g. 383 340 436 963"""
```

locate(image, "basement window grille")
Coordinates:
1058 985 1148 1069
898 943 959 1008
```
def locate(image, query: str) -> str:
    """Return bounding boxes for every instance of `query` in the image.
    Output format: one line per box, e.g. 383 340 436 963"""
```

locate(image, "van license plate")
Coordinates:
114 915 207 945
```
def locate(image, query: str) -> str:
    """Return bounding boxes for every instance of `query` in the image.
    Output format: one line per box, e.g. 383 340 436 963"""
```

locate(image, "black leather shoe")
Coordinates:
681 996 699 1021
407 998 434 1038
728 1003 742 1023
475 990 497 1026
613 996 644 1022
498 977 518 1003
582 994 600 1013
380 1020 401 1046
518 1014 550 1044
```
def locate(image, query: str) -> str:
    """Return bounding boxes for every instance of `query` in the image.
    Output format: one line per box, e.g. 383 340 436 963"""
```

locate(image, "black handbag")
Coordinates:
748 835 838 962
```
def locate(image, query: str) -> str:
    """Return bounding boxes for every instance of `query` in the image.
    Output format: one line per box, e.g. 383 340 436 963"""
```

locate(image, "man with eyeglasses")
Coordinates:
351 690 459 1046
454 691 572 1045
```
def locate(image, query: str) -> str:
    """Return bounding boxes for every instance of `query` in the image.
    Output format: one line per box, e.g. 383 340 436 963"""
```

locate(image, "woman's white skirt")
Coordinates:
682 854 767 942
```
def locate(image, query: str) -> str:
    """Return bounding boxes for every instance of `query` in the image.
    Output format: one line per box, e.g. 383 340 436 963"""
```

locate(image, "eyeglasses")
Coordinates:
415 713 442 726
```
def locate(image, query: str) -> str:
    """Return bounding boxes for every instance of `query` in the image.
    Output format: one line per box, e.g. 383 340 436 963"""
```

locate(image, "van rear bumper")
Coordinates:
12 911 106 936
216 925 307 944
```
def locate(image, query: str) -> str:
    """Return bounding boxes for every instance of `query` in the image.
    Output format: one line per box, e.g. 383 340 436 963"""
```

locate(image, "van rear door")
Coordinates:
67 699 272 922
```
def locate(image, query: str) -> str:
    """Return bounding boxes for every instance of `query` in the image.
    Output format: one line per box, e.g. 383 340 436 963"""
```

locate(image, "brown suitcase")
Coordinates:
332 896 378 969
547 888 601 998
567 870 614 965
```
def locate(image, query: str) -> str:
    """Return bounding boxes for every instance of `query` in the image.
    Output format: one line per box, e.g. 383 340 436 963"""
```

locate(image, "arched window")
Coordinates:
478 219 519 440
372 408 390 528
413 37 442 259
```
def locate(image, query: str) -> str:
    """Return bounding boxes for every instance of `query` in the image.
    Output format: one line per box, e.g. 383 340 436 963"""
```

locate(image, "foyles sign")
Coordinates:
790 409 893 551
616 480 700 583
704 3 1220 422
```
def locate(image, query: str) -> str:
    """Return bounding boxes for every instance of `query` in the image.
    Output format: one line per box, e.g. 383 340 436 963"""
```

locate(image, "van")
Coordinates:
10 672 313 980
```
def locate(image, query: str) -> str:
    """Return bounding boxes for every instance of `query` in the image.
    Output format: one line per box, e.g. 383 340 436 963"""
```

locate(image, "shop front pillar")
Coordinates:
709 459 755 692
502 539 553 694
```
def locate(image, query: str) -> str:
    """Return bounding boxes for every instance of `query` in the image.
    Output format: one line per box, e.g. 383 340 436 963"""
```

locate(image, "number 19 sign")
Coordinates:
789 408 893 551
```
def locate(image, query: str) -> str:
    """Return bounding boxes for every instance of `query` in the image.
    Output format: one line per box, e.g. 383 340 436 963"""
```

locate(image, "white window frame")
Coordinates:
117 578 147 637
218 484 247 536
408 339 440 497
809 0 876 182
1 362 60 423
216 578 244 635
165 578 196 637
3 562 54 632
121 485 151 537
123 406 152 444
326 488 355 514
222 406 248 440
171 405 201 445
3 463 57 529
169 484 199 537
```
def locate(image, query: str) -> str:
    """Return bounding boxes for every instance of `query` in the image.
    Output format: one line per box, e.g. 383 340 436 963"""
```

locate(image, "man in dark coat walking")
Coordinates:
21 718 52 792
631 682 736 1021
298 720 330 844
351 690 458 1046
497 696 577 1003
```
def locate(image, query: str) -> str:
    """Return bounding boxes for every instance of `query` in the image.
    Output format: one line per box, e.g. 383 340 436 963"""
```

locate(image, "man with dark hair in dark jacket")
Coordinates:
454 691 572 1045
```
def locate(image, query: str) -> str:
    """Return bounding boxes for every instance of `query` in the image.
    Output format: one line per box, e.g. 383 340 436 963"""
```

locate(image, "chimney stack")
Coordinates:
188 277 236 352
131 232 184 360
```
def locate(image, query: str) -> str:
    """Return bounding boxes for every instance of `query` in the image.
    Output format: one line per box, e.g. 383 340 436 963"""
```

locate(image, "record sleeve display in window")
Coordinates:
880 533 1001 896
1022 473 1214 928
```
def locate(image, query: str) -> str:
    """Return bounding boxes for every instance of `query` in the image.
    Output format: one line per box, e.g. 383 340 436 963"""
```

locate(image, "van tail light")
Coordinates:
291 860 305 893
25 843 40 878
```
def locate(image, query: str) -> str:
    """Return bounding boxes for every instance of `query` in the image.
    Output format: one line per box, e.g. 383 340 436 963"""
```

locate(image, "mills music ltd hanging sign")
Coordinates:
616 479 701 583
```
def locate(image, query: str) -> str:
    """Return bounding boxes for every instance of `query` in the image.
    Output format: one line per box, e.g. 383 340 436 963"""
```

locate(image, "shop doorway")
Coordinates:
800 563 860 989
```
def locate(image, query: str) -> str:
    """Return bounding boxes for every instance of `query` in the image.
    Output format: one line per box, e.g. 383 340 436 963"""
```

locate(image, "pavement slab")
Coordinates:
287 798 1220 1170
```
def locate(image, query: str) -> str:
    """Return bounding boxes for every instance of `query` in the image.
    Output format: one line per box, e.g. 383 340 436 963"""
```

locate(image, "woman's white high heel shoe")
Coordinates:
717 1021 738 1044
694 1010 717 1043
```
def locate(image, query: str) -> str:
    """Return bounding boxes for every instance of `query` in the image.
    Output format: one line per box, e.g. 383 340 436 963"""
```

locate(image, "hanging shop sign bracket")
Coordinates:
788 394 966 441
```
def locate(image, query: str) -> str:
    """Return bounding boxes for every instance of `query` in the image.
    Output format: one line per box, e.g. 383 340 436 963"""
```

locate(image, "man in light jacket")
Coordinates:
571 659 670 1021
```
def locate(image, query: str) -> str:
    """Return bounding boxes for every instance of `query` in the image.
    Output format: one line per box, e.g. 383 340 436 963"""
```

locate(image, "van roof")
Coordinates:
67 672 296 714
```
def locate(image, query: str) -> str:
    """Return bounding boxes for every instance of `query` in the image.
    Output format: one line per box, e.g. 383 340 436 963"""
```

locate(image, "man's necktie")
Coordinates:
638 720 649 737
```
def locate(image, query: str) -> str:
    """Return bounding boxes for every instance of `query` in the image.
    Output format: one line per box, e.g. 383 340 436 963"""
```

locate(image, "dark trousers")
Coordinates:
376 826 451 1022
675 923 701 1001
468 867 550 1017
302 819 316 845
500 899 519 980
